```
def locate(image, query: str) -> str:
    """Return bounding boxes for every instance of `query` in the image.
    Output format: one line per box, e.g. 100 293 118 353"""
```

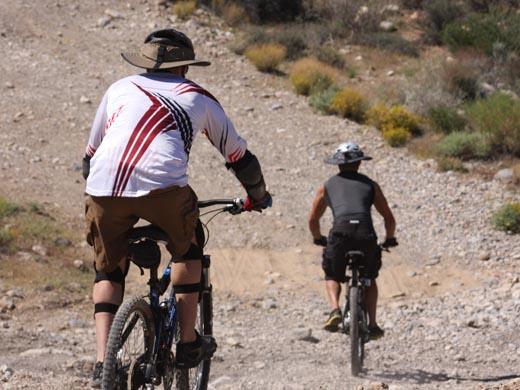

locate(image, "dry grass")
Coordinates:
172 1 197 20
329 87 367 122
244 43 286 72
222 3 248 26
289 57 337 96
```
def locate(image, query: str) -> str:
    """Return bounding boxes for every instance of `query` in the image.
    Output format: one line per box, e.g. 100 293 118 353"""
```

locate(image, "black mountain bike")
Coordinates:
342 247 388 376
101 198 245 390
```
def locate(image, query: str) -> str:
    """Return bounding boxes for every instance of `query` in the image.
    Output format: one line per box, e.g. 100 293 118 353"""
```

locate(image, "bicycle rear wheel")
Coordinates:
176 284 213 390
349 286 363 376
102 297 155 390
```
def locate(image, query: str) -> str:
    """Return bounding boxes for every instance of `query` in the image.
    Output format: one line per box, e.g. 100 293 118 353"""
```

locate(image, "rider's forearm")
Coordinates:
384 215 396 239
225 150 266 201
309 218 322 240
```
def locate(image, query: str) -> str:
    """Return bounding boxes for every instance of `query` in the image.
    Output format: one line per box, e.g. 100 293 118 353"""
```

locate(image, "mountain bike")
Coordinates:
101 198 245 390
342 246 388 376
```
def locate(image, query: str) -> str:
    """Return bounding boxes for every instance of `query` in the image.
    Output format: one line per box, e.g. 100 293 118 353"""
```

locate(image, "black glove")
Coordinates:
313 235 327 247
82 155 91 180
381 237 398 248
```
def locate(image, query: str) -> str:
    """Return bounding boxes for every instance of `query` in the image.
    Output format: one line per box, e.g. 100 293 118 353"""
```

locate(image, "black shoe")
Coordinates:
90 361 103 388
323 308 342 332
176 332 217 369
368 325 385 340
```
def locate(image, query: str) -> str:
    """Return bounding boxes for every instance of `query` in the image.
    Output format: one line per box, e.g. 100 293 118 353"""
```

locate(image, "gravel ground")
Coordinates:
0 1 519 389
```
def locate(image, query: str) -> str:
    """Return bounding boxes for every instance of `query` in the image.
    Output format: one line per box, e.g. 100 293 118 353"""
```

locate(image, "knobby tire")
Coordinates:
102 297 155 390
349 286 362 376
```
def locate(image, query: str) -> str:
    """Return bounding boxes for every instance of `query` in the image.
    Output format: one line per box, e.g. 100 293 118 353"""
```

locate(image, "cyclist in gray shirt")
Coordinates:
309 142 397 338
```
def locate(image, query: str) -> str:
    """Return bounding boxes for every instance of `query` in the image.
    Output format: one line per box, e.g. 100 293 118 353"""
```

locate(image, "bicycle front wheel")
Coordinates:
102 297 155 390
176 284 213 390
349 286 363 376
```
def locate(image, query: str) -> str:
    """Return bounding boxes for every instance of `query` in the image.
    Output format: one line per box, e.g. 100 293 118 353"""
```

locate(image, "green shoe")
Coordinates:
324 308 342 332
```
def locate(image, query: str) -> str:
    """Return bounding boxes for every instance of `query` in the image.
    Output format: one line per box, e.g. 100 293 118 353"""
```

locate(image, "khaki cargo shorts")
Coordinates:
85 185 199 273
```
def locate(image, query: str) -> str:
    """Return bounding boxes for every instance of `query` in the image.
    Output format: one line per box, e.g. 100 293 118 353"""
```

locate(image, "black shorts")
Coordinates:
322 232 382 282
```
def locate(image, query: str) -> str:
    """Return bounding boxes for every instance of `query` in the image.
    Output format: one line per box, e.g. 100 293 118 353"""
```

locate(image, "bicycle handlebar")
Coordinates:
198 197 245 215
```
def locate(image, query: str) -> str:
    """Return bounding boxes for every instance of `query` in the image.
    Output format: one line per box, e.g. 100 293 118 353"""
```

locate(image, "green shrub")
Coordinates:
428 106 467 133
173 1 197 19
0 228 15 250
441 11 520 56
244 43 286 72
0 197 20 219
383 126 411 147
491 202 520 233
289 57 337 96
241 0 304 23
309 85 340 114
355 33 419 57
466 93 520 156
423 0 464 44
330 87 367 122
436 131 491 160
436 156 468 172
273 28 307 60
313 46 345 68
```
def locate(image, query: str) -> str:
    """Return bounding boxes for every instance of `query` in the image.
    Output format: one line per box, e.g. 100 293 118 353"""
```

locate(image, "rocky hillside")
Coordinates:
0 1 519 389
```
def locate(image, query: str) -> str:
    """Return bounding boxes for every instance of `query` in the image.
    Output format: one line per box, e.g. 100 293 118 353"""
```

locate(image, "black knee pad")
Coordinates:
94 302 119 314
172 282 201 294
175 242 203 262
94 267 125 284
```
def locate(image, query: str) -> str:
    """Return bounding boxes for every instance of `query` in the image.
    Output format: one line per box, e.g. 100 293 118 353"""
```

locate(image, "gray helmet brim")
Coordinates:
324 155 372 165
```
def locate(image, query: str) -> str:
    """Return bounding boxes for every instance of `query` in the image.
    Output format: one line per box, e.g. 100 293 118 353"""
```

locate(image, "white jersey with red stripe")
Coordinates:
85 73 247 197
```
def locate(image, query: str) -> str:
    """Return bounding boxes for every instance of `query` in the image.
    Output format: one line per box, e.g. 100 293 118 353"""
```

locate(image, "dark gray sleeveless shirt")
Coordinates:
324 171 376 239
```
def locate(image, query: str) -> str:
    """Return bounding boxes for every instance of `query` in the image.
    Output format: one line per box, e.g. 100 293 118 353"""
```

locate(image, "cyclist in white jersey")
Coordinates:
83 29 272 388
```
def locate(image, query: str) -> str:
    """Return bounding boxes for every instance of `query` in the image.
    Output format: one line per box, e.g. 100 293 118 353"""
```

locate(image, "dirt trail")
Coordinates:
0 1 519 389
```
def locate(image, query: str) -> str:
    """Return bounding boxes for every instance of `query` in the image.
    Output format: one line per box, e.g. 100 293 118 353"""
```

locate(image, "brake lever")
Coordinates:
227 198 244 215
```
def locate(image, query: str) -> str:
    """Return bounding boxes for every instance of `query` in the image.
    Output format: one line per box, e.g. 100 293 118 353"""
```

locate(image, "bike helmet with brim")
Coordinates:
121 28 211 69
324 142 372 165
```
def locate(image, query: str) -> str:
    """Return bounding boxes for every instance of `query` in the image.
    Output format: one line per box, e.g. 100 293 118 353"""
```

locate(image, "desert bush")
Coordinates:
173 1 197 19
436 156 468 172
330 87 367 121
442 61 480 100
366 104 422 134
309 85 340 114
222 3 248 26
289 57 337 96
467 0 520 14
383 126 411 147
230 26 307 59
442 11 520 56
0 197 20 219
428 105 467 133
244 43 286 72
405 58 461 115
303 0 382 35
466 92 520 156
313 46 346 68
355 33 419 57
423 0 464 44
491 202 520 233
436 131 492 159
241 0 304 23
401 0 425 9
274 28 308 60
